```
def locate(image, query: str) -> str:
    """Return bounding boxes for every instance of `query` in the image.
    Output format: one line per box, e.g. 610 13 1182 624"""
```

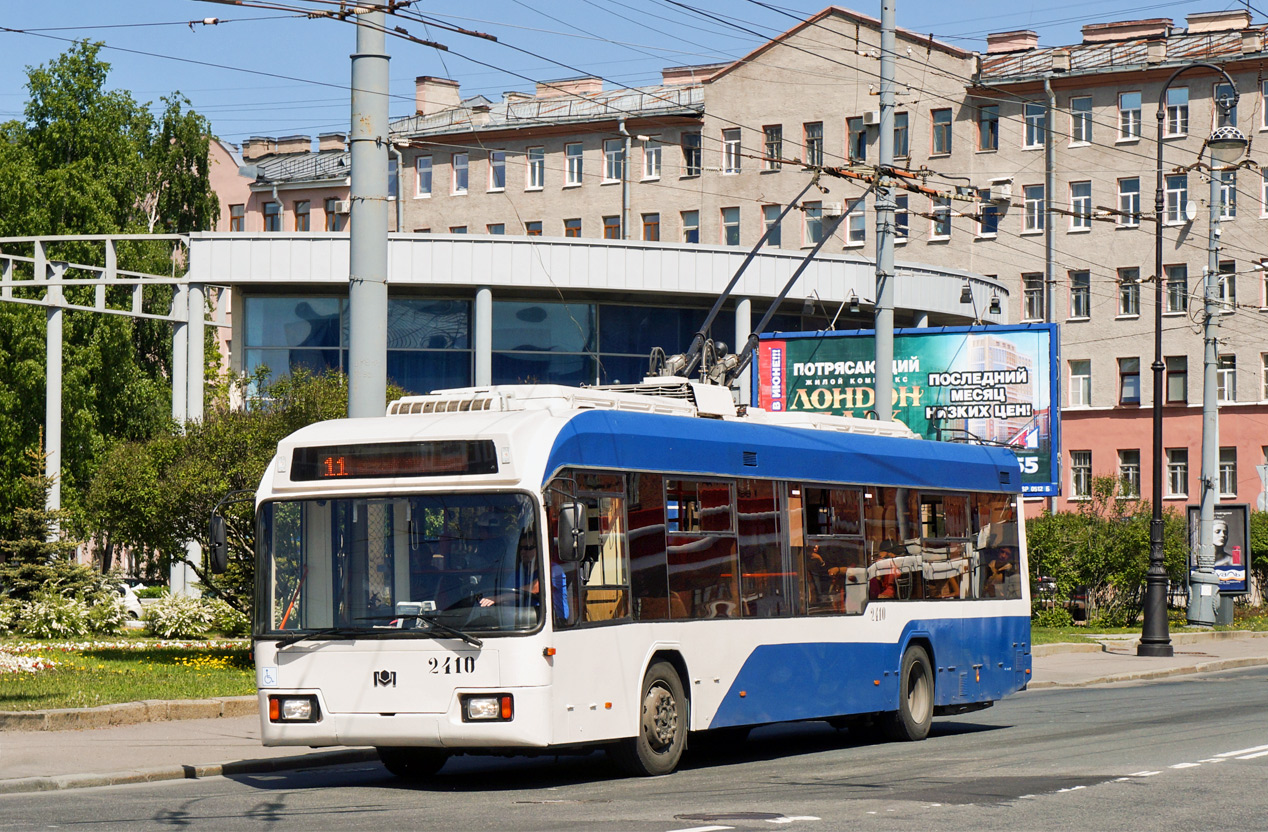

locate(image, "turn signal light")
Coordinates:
461 693 514 722
268 694 320 723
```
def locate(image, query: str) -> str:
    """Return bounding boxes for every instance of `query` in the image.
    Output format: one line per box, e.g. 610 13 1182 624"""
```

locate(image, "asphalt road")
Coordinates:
2 667 1266 831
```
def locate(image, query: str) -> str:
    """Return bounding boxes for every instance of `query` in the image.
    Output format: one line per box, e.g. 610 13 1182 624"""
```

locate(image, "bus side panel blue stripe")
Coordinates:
707 616 1031 729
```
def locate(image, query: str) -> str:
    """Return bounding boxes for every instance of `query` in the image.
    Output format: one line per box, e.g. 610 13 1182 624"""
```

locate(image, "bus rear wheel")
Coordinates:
377 746 449 780
883 645 933 742
609 661 687 776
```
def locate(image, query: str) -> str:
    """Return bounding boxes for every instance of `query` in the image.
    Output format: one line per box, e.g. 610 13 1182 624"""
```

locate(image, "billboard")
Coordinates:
754 324 1060 495
1187 504 1250 595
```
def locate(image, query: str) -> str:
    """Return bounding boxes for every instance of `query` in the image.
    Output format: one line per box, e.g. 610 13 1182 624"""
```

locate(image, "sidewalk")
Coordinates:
2 630 1266 795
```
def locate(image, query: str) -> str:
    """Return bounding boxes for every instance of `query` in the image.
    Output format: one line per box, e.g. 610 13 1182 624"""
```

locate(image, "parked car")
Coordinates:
116 583 144 619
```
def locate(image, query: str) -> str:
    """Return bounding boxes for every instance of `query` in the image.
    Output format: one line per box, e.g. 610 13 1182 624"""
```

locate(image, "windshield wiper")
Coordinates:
417 615 483 648
274 626 380 649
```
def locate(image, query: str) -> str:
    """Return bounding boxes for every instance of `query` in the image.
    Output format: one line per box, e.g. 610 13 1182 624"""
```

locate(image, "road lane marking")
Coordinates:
1170 763 1200 769
766 818 820 824
668 827 733 832
1199 758 1226 763
1130 771 1162 777
1216 744 1268 757
1236 750 1268 760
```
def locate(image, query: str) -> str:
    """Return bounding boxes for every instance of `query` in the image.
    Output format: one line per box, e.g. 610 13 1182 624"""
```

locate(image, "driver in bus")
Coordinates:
475 526 570 623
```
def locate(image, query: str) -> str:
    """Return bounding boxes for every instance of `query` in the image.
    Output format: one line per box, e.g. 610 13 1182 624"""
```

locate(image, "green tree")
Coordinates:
0 41 220 539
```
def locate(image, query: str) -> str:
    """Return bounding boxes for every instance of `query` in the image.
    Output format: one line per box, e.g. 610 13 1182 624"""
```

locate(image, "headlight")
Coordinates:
268 694 320 723
461 694 513 722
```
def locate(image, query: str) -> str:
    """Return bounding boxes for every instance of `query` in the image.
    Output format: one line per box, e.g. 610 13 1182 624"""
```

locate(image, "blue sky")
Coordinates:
0 1 1252 144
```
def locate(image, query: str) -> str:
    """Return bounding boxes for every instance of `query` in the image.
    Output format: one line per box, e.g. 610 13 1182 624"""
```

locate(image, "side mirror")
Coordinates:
208 514 228 574
556 502 586 563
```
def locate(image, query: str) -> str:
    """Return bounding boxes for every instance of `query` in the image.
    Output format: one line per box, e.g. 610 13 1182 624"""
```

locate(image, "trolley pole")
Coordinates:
873 0 897 421
347 6 390 418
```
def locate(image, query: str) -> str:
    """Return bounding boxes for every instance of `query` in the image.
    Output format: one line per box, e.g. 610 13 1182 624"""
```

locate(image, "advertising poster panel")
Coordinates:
1187 504 1250 595
755 324 1059 495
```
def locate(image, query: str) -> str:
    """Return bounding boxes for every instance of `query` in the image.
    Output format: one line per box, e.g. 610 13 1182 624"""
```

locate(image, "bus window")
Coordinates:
666 479 738 619
974 493 1021 599
864 488 922 601
801 486 867 615
628 472 669 620
737 479 791 618
918 493 971 600
579 494 629 623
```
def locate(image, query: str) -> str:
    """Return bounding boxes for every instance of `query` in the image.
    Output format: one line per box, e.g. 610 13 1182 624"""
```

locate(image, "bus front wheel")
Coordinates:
609 661 687 776
377 746 449 780
884 645 933 742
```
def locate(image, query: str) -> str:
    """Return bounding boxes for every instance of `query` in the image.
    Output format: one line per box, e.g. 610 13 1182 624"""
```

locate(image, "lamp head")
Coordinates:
1207 125 1248 166
960 282 973 304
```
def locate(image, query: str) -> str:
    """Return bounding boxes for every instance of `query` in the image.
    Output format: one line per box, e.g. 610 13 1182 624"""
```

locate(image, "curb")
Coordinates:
0 696 257 733
1028 655 1268 689
0 748 379 795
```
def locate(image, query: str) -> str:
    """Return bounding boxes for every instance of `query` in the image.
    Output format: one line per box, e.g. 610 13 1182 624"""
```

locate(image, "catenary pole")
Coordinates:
874 0 896 421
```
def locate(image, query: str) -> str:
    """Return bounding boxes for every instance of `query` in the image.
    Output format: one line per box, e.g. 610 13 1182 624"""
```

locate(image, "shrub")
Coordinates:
206 597 250 637
86 593 129 635
135 585 166 599
1032 606 1074 628
143 593 213 638
0 599 19 631
16 593 91 638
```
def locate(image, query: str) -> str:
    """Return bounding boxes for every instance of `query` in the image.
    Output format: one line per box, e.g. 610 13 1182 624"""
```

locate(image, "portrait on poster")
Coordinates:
1187 504 1249 595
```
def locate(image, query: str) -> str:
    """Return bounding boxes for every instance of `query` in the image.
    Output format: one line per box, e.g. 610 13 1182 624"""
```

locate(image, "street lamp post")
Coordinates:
1141 64 1244 656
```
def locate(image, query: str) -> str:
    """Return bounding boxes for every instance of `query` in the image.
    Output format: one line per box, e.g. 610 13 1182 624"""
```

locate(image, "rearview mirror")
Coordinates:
208 514 228 574
556 502 586 563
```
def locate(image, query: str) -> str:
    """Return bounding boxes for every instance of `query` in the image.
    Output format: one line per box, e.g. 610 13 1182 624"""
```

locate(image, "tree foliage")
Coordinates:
0 41 219 535
1027 475 1188 626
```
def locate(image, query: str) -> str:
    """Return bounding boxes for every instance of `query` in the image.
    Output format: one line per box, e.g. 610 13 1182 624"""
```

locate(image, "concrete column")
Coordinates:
913 311 929 328
474 286 492 386
172 284 188 424
735 297 752 405
187 283 205 421
43 248 62 518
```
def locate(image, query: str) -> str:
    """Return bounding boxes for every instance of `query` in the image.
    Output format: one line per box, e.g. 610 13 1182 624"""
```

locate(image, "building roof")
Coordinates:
248 149 349 185
390 84 703 138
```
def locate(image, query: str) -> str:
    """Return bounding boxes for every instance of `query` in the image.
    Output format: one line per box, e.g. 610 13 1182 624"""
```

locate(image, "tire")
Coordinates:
376 746 449 780
883 645 934 742
608 661 687 776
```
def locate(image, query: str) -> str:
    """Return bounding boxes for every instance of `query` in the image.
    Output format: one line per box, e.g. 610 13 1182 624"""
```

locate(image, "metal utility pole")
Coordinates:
874 0 897 421
347 6 391 419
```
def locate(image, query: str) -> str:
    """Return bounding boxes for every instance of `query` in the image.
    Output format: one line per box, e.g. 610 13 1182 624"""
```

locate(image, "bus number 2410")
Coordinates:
429 655 477 674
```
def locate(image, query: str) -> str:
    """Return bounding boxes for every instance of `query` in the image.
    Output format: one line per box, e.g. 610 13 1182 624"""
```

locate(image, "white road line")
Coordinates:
1216 744 1268 758
1114 777 1132 782
667 827 733 832
1236 750 1268 760
1056 785 1086 793
1199 758 1226 763
1130 771 1162 777
1170 763 1201 769
766 818 820 824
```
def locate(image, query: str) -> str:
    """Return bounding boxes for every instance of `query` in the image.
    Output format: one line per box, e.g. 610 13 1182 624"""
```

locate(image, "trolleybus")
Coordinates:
235 381 1030 778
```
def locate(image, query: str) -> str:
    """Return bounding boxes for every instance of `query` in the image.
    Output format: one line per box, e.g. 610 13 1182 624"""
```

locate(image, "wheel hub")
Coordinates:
643 685 678 750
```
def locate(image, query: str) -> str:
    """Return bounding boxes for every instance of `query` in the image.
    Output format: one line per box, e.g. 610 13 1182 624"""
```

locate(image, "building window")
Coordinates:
930 196 951 239
642 212 660 242
978 104 999 151
894 195 908 241
1070 96 1092 144
978 203 999 237
642 139 661 180
763 125 782 170
1071 450 1092 498
1219 171 1236 219
1023 185 1044 233
449 226 467 234
931 108 952 155
525 220 542 236
487 223 505 235
1024 102 1045 148
1069 271 1090 318
1166 448 1188 497
324 198 342 232
846 205 866 246
603 215 621 239
1118 268 1140 316
452 153 469 194
1217 260 1236 311
681 132 702 176
1118 357 1140 405
1069 359 1091 407
1165 174 1187 224
526 147 544 189
563 218 581 237
1262 353 1268 399
1119 92 1142 139
293 200 310 232
1215 82 1238 128
893 112 909 158
804 201 824 245
681 210 699 243
603 139 624 183
1118 177 1140 226
803 121 823 166
1023 273 1044 321
1070 181 1092 230
264 202 281 232
415 155 433 197
1166 356 1187 403
1219 447 1237 497
1165 86 1188 136
565 143 583 186
721 207 740 245
1119 449 1141 498
488 150 506 191
721 129 741 175
1166 265 1188 313
763 204 782 247
847 117 866 161
229 203 244 232
1217 355 1236 402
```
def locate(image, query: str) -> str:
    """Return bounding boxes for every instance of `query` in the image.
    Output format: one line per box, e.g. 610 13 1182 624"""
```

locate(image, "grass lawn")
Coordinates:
1031 607 1268 645
0 639 254 711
